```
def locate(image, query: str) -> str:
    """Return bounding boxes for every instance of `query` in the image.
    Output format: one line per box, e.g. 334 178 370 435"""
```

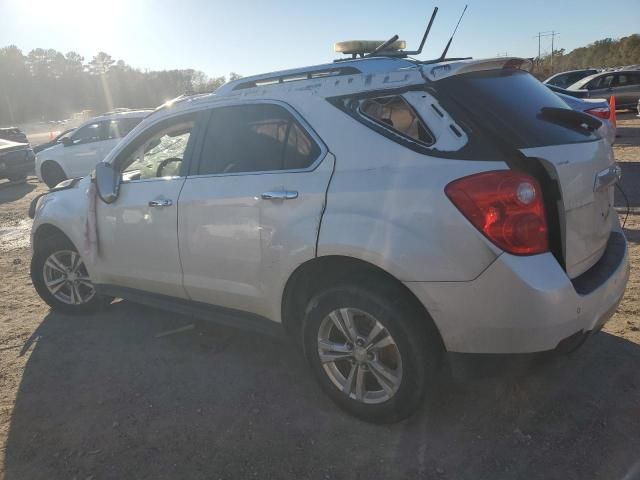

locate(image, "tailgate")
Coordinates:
431 63 618 278
521 140 616 278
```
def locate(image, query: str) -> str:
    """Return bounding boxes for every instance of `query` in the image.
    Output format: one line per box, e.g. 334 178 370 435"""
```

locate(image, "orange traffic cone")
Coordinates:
609 95 617 129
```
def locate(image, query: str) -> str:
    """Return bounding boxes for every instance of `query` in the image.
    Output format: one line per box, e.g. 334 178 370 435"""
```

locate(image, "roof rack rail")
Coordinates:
231 66 361 91
98 107 151 117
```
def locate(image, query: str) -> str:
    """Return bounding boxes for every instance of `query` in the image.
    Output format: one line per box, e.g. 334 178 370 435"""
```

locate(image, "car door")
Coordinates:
178 101 334 321
612 72 640 108
62 120 109 177
93 111 201 298
585 74 615 100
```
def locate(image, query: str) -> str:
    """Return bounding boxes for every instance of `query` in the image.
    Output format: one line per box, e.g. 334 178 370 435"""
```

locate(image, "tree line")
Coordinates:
0 46 241 125
2 35 639 125
532 34 640 79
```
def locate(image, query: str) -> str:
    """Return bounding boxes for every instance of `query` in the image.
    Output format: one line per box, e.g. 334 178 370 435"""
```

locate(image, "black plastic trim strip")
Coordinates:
95 284 284 339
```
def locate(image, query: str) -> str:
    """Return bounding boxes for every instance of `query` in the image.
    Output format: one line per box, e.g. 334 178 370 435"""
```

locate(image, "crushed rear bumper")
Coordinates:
405 229 629 355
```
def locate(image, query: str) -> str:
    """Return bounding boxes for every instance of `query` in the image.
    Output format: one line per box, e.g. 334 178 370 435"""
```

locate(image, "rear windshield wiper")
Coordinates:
537 107 602 133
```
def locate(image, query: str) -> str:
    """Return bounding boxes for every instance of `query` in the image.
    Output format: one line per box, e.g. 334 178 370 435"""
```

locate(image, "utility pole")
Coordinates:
550 30 559 74
533 31 560 73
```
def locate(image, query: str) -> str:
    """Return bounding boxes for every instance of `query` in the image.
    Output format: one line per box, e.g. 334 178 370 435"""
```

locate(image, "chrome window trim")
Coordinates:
120 175 184 185
185 152 329 180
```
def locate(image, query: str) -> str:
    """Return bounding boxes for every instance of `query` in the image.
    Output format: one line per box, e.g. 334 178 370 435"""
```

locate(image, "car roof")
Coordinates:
77 109 151 128
97 109 152 120
544 68 598 83
547 68 598 78
144 56 532 122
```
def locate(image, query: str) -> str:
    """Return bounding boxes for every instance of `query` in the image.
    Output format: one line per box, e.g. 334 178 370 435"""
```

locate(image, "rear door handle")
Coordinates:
261 190 298 200
148 199 173 207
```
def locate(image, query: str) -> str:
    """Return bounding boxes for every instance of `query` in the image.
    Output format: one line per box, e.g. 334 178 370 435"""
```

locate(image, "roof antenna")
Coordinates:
438 4 468 61
365 35 400 58
364 7 439 58
405 6 439 56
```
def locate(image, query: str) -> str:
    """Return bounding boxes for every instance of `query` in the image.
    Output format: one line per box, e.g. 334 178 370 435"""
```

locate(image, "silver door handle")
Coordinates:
261 190 298 200
148 199 173 207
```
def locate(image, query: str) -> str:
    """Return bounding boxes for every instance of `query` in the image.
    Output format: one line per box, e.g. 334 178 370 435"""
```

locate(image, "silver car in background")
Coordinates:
568 70 640 110
544 69 599 89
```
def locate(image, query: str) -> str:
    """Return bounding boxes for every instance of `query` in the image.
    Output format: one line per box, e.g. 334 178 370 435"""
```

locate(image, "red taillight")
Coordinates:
445 171 548 255
585 106 611 120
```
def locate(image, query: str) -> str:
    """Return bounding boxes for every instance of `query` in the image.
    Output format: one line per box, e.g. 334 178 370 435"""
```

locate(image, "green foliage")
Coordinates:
0 46 240 124
532 34 640 79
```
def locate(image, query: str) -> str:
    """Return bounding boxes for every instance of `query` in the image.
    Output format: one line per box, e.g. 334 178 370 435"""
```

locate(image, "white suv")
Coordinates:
29 56 629 423
35 110 150 188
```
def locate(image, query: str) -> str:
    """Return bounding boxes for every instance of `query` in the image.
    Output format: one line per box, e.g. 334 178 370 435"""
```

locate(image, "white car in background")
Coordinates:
35 109 150 187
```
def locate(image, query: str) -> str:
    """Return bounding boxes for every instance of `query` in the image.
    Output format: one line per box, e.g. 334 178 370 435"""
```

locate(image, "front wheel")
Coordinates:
303 282 442 423
31 233 104 314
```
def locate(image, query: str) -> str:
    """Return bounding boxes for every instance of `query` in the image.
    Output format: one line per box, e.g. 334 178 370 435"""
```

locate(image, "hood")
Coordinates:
0 139 30 154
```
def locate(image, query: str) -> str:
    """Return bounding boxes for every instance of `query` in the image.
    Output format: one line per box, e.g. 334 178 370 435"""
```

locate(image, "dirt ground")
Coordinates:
0 115 639 480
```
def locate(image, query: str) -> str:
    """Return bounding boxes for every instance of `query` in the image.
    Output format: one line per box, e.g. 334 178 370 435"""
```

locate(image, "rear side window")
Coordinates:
198 103 321 175
70 121 104 144
586 74 614 90
106 117 143 139
439 69 598 148
615 73 640 86
359 95 434 146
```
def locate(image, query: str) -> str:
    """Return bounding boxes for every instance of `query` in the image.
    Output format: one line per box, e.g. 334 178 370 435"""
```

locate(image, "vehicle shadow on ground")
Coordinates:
616 162 640 208
615 113 640 147
4 302 640 479
0 179 36 204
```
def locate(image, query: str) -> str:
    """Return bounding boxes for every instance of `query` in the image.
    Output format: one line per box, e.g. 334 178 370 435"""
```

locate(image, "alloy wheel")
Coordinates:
317 307 403 404
42 250 95 305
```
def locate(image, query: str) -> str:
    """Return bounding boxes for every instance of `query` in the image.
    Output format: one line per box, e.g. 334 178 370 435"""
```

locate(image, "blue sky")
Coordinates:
1 0 639 78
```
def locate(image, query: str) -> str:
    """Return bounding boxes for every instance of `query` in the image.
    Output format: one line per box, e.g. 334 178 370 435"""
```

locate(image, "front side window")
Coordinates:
70 121 104 145
117 114 195 181
358 95 434 146
198 103 321 175
588 75 614 90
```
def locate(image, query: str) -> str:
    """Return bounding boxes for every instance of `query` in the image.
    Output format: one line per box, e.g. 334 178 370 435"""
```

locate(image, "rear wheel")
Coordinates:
303 282 442 423
41 161 66 189
31 233 104 314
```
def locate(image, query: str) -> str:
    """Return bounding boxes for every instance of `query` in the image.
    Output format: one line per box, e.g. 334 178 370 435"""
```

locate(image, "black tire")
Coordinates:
302 281 442 423
7 173 27 183
31 233 105 314
41 161 66 189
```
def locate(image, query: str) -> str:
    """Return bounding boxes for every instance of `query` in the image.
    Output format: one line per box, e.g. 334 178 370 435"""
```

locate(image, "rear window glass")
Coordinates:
359 95 434 146
439 69 598 148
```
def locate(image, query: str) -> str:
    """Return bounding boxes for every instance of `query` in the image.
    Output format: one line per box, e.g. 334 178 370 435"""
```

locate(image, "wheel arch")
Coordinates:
39 160 67 183
281 255 445 350
32 223 77 253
